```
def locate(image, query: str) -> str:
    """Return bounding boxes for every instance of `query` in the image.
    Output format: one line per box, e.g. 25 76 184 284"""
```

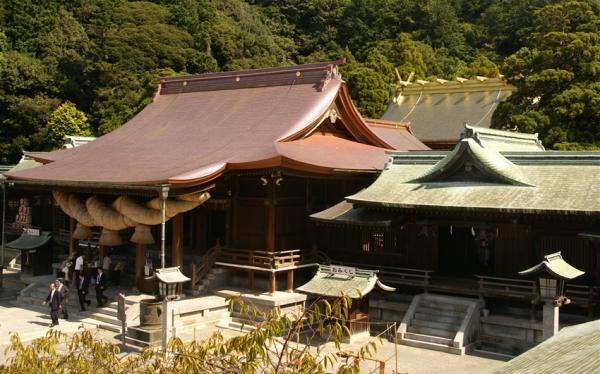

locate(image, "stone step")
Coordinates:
419 300 468 312
413 312 464 325
407 325 456 339
225 320 256 333
399 337 464 355
410 318 460 332
88 312 120 326
416 306 466 319
403 332 453 346
370 300 410 312
125 335 153 348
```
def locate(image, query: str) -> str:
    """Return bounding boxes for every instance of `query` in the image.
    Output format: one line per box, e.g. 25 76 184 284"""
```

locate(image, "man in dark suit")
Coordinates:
77 274 91 311
55 279 69 319
95 267 108 307
44 282 62 327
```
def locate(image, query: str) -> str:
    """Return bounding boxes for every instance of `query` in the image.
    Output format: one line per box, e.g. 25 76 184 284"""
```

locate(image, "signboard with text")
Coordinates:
330 265 356 277
24 228 40 236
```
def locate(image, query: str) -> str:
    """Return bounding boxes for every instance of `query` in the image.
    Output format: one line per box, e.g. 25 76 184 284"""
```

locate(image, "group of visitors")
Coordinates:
44 265 109 327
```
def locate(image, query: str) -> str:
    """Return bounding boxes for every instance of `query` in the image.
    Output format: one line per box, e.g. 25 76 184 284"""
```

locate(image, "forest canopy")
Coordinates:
1 0 599 164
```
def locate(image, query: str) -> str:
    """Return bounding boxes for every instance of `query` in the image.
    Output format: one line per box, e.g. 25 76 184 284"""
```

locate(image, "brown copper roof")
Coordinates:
365 119 430 151
6 61 426 189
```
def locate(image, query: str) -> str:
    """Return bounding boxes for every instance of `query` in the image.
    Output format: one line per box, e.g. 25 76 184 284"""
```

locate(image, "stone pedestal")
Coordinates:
542 302 558 339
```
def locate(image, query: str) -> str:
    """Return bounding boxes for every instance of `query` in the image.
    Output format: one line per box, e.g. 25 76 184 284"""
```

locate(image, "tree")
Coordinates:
0 50 59 163
346 66 392 118
1 295 380 373
45 101 92 149
493 1 600 149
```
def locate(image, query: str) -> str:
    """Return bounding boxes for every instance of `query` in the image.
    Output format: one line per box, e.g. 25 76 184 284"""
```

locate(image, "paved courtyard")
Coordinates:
0 269 505 373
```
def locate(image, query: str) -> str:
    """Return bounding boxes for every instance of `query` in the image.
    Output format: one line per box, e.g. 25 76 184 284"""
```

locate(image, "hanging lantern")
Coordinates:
72 223 93 240
131 225 155 245
99 228 124 246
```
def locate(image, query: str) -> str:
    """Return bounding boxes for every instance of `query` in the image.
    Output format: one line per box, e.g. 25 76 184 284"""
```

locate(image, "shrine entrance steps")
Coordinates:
16 282 143 333
397 293 483 355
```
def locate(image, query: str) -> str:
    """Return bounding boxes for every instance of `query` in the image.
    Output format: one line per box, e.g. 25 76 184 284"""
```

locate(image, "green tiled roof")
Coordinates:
415 138 533 186
309 201 395 227
297 265 394 299
519 252 584 280
348 131 600 214
495 319 600 373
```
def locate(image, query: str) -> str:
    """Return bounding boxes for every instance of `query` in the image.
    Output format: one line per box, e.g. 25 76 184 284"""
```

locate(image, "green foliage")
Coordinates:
346 67 392 118
45 101 92 149
493 0 600 149
0 0 598 159
1 294 378 373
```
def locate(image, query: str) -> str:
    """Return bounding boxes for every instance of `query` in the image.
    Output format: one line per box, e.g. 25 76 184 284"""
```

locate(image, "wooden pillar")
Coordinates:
98 245 106 266
135 243 145 290
269 272 276 294
248 270 254 290
69 217 78 256
265 202 276 252
286 270 294 292
172 214 183 267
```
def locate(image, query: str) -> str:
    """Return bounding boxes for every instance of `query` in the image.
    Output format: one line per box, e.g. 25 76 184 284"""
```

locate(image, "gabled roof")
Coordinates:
519 252 584 280
495 319 600 374
382 78 514 146
342 129 600 215
6 231 52 250
63 136 96 149
297 265 394 299
414 138 533 186
365 119 430 151
5 61 427 190
464 125 544 152
309 201 395 227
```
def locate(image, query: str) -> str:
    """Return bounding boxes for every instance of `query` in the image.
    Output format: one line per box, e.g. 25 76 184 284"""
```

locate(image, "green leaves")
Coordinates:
45 101 92 149
494 0 600 149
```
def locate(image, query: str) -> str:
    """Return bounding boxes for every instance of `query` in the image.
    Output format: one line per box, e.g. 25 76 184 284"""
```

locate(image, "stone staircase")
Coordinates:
398 293 483 355
17 282 142 332
191 267 231 296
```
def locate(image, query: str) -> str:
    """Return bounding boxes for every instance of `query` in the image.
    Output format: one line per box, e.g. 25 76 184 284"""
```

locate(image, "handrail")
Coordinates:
188 245 221 290
475 274 535 298
332 261 432 289
216 246 313 269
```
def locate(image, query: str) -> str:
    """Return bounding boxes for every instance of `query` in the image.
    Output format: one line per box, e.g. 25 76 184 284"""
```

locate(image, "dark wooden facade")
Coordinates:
316 211 600 293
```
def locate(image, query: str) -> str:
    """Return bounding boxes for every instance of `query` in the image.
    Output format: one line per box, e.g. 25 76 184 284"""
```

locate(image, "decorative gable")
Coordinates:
414 138 534 186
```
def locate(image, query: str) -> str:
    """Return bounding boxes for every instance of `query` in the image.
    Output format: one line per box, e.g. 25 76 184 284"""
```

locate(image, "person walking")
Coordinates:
102 253 112 283
43 283 61 327
74 253 84 282
77 274 91 311
95 267 108 307
55 279 69 320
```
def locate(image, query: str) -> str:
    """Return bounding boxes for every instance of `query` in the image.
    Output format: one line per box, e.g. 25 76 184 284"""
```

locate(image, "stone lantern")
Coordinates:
519 252 584 339
155 266 190 300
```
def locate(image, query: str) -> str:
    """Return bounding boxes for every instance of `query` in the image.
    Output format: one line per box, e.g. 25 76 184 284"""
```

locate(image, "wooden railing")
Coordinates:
188 245 221 290
333 261 432 289
217 247 315 270
475 275 535 299
566 284 599 309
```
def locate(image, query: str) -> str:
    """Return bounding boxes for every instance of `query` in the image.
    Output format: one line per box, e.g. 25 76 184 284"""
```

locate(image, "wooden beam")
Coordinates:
287 270 294 291
172 214 183 267
98 245 106 265
266 201 276 252
248 270 254 290
135 243 145 290
69 217 78 256
269 272 276 293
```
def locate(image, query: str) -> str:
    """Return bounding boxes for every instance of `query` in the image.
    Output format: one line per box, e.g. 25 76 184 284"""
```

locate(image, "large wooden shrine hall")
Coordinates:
312 125 600 312
3 60 428 293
